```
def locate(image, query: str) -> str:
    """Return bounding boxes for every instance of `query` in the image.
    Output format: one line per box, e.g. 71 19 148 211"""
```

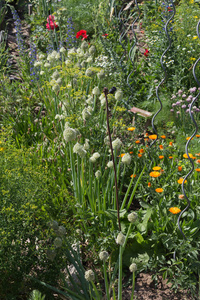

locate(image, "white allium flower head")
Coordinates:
116 232 125 246
129 263 137 273
99 250 109 261
93 152 100 159
60 47 66 53
128 212 138 223
34 61 42 67
115 90 123 101
81 41 88 50
112 138 122 150
73 142 87 158
65 59 71 65
39 54 45 60
122 153 131 165
54 237 63 248
86 57 93 63
107 161 113 168
92 86 101 95
90 156 97 163
47 249 56 261
84 139 90 150
63 126 77 142
57 226 66 236
85 68 95 77
68 48 76 56
97 70 105 80
95 170 101 178
82 108 91 120
104 136 110 146
56 78 62 85
55 52 60 60
85 270 95 282
40 71 45 75
44 62 51 68
100 97 106 106
89 45 96 55
86 96 93 105
51 70 60 80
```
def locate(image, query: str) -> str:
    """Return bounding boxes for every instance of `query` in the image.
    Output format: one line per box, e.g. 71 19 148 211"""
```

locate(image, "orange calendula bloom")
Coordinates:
178 166 182 171
155 188 163 193
177 178 187 184
119 153 125 157
138 153 142 158
131 174 137 178
169 142 173 146
149 171 161 178
183 153 193 159
195 134 200 137
186 137 194 140
148 182 151 187
169 156 173 159
161 135 166 139
128 127 135 131
195 168 200 172
135 140 140 144
153 166 161 171
139 149 144 153
159 145 164 150
196 159 200 164
129 151 133 154
149 134 157 140
178 194 185 200
169 207 181 214
159 155 164 159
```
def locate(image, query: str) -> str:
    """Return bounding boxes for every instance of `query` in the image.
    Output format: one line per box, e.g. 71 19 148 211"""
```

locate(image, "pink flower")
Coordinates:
46 15 58 30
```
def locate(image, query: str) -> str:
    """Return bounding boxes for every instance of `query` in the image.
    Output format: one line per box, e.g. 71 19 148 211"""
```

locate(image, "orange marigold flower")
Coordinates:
159 155 164 159
130 174 137 178
153 166 161 171
149 171 161 178
139 149 144 153
178 194 185 199
186 137 194 140
183 153 193 159
155 188 163 193
119 153 125 157
129 151 133 154
159 145 164 150
169 156 173 159
195 168 200 172
195 134 200 137
177 178 187 184
128 127 135 131
178 166 182 171
196 159 200 164
161 135 166 139
138 153 142 158
149 134 157 140
148 182 151 187
169 207 181 214
169 142 173 146
135 140 140 144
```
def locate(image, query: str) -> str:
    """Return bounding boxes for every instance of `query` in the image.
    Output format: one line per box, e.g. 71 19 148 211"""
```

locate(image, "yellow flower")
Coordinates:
183 153 193 159
155 188 163 193
194 16 198 18
190 57 196 61
0 147 4 151
177 178 187 184
153 166 161 171
149 171 161 178
169 207 181 214
193 36 198 40
127 127 135 131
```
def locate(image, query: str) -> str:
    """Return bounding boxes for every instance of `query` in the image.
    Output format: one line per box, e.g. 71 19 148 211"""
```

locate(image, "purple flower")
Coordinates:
170 109 174 112
176 101 181 105
178 89 183 95
186 97 192 102
172 103 176 107
176 111 180 114
182 94 187 98
181 104 186 109
186 109 190 113
189 87 197 93
195 108 200 112
171 95 176 99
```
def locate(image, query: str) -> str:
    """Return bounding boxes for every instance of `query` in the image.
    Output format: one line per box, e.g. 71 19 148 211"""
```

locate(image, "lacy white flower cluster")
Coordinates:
73 142 87 158
90 152 100 163
63 124 78 142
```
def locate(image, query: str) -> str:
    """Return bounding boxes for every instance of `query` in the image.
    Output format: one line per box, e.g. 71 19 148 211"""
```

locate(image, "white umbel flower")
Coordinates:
128 212 138 223
99 250 109 261
93 152 100 159
82 108 91 120
84 139 90 150
129 263 137 273
107 161 113 168
116 232 125 246
63 126 77 142
92 86 100 95
97 70 105 80
115 90 123 101
112 138 122 150
122 153 131 165
60 47 66 53
73 142 87 158
95 170 101 178
85 270 95 282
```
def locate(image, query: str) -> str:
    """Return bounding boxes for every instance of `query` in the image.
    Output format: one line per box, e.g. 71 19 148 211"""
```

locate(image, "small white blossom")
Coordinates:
86 57 93 63
92 86 101 95
44 62 51 68
89 45 96 55
107 161 113 168
63 126 77 142
129 263 137 273
86 96 93 105
95 170 101 178
85 68 95 77
115 90 123 101
93 152 100 159
116 232 125 246
97 70 105 80
34 61 42 67
84 139 90 150
40 71 45 75
85 270 95 282
82 108 91 120
39 54 45 60
122 153 131 165
60 47 66 53
51 70 60 80
81 41 88 50
52 84 60 92
99 250 109 261
128 212 138 223
73 142 87 158
55 52 60 60
112 138 122 150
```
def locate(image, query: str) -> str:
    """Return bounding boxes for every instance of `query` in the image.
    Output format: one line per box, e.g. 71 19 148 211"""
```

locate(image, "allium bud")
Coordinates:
116 232 125 246
99 250 109 261
54 237 62 248
89 45 96 55
115 90 123 101
112 138 122 150
92 86 101 95
122 153 131 165
128 212 138 223
93 152 100 159
85 270 95 282
95 170 101 178
129 263 137 273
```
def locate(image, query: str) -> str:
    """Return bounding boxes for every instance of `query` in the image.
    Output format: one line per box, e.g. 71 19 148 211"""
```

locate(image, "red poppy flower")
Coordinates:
102 34 108 37
76 30 87 39
144 49 149 57
81 34 88 40
46 15 58 30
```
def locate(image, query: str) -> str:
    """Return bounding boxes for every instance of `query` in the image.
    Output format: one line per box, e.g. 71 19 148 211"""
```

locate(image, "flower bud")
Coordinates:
116 232 125 246
129 263 137 273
